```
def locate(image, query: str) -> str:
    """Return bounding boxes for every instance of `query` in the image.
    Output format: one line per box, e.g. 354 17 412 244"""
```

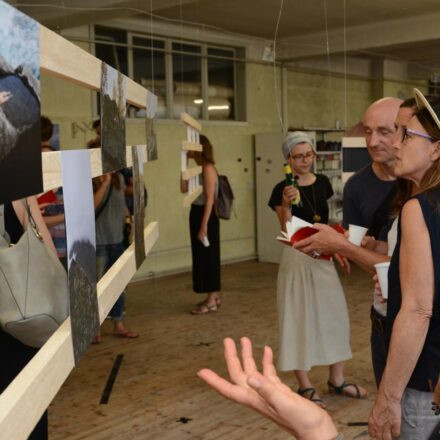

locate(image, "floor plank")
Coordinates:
49 260 376 439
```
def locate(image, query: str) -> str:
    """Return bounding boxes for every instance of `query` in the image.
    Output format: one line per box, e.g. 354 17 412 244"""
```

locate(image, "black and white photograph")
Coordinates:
100 62 127 173
146 91 158 161
132 145 146 268
61 150 100 365
0 0 42 204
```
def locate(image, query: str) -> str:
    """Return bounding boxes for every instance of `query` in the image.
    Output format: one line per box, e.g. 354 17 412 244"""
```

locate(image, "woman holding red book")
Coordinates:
268 131 367 407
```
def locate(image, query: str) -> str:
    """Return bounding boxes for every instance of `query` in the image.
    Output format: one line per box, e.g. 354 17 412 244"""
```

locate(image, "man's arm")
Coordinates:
368 199 433 439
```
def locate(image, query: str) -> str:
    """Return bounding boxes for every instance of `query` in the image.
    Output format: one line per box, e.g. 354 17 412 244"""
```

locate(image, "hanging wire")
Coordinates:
179 0 184 109
343 0 347 130
150 0 155 94
272 0 285 133
323 0 336 127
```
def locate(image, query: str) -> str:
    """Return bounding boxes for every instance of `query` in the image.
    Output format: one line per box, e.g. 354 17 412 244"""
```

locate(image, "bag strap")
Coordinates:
0 204 6 240
95 184 113 220
21 199 43 241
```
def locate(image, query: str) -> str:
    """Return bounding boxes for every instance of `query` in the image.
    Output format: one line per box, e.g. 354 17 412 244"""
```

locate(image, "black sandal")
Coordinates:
327 380 367 399
298 387 326 408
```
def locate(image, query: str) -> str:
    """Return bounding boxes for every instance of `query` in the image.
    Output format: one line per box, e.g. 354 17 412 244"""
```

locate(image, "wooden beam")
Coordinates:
183 187 203 208
41 146 147 192
180 112 202 132
40 26 153 109
181 167 202 181
0 222 159 440
181 140 202 152
97 222 159 320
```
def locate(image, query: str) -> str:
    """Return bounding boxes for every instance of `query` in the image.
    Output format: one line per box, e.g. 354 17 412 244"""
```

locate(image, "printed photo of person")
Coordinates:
100 62 127 173
0 1 42 204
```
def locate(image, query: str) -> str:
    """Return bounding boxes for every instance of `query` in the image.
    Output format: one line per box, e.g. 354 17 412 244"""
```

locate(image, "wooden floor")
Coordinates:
49 260 376 439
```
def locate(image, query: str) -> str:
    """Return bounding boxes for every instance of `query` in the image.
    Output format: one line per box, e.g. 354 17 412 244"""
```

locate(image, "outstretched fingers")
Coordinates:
224 337 248 386
240 337 258 376
197 368 249 404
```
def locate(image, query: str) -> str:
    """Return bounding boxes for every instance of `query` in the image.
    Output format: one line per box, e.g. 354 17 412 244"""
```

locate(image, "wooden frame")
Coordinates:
180 112 203 208
0 19 159 440
41 145 147 191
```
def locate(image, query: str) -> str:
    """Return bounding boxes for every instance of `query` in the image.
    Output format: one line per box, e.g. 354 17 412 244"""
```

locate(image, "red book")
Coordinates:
37 190 57 205
276 216 345 260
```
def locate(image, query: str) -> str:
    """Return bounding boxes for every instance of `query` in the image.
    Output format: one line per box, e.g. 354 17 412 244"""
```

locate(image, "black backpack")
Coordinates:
216 175 234 220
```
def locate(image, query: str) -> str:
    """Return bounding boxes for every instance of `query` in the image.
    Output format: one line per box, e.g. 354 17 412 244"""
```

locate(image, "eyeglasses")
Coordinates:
290 151 315 161
401 127 436 144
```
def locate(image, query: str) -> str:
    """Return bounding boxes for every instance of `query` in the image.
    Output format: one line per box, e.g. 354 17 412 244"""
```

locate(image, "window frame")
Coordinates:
94 26 245 121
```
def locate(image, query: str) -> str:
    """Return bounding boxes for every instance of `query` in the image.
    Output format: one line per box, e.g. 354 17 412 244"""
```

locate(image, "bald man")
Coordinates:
342 98 403 238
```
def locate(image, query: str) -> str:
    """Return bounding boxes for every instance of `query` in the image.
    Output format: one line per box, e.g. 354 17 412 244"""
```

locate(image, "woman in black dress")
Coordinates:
181 135 220 314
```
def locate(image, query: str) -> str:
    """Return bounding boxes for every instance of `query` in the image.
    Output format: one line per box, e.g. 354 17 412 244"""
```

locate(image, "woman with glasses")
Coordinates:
368 90 440 439
267 131 366 408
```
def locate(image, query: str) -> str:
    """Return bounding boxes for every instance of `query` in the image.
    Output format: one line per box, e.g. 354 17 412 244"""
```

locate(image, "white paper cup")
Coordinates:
374 262 390 299
348 224 368 246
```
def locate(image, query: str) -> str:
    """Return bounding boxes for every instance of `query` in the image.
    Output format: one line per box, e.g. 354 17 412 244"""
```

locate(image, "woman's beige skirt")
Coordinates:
277 246 352 372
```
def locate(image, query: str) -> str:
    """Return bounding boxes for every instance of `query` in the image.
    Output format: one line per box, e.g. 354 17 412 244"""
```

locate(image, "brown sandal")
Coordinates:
196 297 221 308
298 387 326 408
191 303 218 315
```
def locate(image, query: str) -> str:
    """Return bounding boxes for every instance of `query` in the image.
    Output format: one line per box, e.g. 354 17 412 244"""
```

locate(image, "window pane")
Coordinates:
132 36 166 118
172 42 202 119
95 26 128 75
207 47 235 120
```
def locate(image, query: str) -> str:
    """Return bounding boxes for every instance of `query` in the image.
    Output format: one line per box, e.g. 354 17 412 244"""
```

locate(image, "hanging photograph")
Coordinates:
146 91 158 161
61 150 100 365
100 62 127 173
0 1 42 204
132 145 146 268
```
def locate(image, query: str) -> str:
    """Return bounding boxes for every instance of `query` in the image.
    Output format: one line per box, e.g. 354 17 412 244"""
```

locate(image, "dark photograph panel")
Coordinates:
100 62 127 173
146 92 158 161
132 145 146 268
0 2 42 204
61 150 100 365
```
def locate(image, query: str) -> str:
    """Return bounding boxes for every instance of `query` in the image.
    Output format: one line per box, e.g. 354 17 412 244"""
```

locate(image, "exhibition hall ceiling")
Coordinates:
10 0 440 71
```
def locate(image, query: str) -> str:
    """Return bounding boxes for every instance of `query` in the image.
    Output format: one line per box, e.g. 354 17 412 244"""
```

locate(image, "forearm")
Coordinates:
180 175 188 193
380 308 430 401
93 180 110 208
279 207 292 232
200 197 214 228
43 213 64 227
335 240 389 273
298 413 338 440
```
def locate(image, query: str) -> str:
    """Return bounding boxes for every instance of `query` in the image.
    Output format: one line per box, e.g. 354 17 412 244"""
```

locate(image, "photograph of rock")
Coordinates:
100 62 127 173
61 150 100 364
146 92 158 161
0 0 42 204
132 145 146 269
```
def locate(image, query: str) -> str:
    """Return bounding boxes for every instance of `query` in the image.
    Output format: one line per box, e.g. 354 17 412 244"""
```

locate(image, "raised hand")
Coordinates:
197 337 338 440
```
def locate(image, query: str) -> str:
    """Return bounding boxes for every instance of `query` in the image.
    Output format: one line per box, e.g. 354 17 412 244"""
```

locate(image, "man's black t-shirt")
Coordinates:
342 164 396 238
